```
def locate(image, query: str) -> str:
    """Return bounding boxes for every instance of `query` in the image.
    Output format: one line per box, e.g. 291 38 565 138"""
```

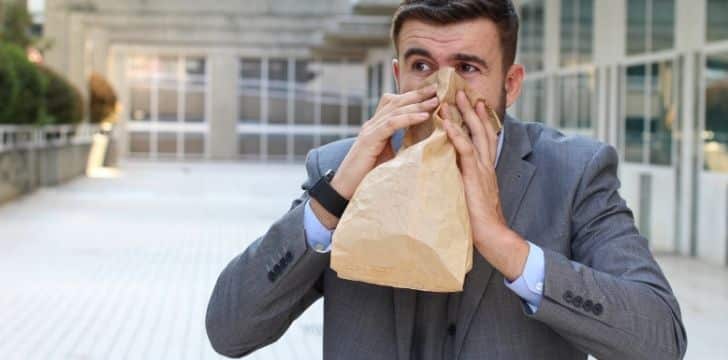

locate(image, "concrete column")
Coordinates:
208 51 239 160
543 0 561 128
675 0 707 256
594 0 626 145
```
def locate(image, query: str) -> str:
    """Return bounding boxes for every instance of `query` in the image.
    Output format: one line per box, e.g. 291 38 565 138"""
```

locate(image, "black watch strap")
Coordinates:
308 169 349 218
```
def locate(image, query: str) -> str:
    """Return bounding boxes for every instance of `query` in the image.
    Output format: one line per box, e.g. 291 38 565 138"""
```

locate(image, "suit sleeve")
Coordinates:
205 148 329 358
525 144 688 360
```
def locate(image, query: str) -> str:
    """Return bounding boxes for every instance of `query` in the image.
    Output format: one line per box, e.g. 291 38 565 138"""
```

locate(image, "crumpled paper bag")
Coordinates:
330 68 502 292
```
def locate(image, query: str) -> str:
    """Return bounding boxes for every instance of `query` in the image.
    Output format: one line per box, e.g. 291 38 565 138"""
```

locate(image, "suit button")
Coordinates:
593 303 603 316
273 263 282 274
563 290 574 303
583 300 593 312
285 251 293 262
572 296 583 308
279 257 288 267
267 271 277 282
447 324 456 336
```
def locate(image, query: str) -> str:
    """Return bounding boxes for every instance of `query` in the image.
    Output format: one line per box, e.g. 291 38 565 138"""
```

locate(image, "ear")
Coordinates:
392 58 401 93
504 64 525 108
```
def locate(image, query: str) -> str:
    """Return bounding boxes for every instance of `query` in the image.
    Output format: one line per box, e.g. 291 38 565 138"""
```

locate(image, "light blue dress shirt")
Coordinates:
303 126 545 311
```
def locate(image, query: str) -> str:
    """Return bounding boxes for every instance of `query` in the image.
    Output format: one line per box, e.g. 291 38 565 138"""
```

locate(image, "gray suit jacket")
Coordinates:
206 116 687 360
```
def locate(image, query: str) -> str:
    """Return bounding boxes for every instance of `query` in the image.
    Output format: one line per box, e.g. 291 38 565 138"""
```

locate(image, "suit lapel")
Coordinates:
452 116 536 358
393 288 416 360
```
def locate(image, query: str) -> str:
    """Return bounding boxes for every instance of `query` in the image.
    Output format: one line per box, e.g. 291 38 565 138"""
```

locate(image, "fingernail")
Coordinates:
427 97 439 105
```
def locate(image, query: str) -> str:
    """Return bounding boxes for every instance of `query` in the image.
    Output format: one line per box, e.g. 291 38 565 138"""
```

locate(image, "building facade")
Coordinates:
44 0 728 266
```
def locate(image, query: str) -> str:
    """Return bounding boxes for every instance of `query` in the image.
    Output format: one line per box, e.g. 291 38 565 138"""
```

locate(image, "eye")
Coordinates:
412 61 432 73
458 63 479 74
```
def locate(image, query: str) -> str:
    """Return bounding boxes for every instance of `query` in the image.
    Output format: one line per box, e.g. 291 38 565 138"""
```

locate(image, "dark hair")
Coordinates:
391 0 520 71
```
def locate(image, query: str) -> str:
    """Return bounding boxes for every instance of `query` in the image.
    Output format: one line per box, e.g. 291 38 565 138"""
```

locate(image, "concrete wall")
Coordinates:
0 142 93 204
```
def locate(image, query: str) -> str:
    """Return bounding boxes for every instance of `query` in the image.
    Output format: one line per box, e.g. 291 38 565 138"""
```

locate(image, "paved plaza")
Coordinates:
0 161 726 359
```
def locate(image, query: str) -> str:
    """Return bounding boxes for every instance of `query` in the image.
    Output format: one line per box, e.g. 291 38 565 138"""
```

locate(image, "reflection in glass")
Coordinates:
627 0 674 55
627 0 647 55
320 134 341 146
347 95 364 126
625 65 647 162
649 62 674 165
707 0 728 42
651 0 674 52
519 0 545 72
624 61 676 165
705 53 728 172
560 0 593 66
558 73 594 129
515 78 545 123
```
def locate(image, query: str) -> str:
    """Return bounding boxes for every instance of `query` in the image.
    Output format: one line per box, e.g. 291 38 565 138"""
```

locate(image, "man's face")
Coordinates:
393 18 524 120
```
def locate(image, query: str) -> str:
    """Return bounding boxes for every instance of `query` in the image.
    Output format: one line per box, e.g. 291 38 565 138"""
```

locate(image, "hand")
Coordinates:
310 84 440 229
441 91 529 281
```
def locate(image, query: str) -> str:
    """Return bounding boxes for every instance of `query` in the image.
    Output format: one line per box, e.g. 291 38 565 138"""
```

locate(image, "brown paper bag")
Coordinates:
330 68 501 292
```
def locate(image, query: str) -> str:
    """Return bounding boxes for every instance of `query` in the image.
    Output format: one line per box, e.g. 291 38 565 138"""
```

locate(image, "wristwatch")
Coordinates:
308 169 349 218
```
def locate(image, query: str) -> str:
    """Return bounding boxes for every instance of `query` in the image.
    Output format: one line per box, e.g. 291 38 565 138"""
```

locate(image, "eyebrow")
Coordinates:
402 47 490 72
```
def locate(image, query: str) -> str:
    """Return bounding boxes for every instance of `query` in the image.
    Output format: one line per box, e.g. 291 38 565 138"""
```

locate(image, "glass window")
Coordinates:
158 88 178 122
518 0 545 72
649 62 675 165
627 0 675 56
184 92 204 123
367 62 384 117
130 86 151 121
238 134 260 158
185 58 206 87
705 52 728 172
627 0 648 55
294 134 315 160
320 134 341 146
268 58 289 125
347 94 364 126
623 60 676 165
239 58 262 124
294 60 316 125
266 134 288 159
625 65 647 162
560 0 593 67
129 132 150 154
157 132 177 155
184 133 205 156
557 72 595 129
707 0 728 42
514 78 546 123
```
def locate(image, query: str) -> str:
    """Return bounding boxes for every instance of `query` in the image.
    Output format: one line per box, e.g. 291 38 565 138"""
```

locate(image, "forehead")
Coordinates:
397 18 501 60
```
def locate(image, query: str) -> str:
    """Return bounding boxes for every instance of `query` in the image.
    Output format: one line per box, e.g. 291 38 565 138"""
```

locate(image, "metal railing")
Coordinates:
0 124 100 153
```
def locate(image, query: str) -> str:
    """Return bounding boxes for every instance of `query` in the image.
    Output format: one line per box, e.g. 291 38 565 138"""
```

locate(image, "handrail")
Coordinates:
0 124 103 153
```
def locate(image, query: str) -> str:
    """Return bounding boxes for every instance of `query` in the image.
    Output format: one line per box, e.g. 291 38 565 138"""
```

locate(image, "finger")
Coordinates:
389 83 438 107
456 91 491 163
390 96 439 116
375 112 430 138
476 102 498 165
442 116 480 174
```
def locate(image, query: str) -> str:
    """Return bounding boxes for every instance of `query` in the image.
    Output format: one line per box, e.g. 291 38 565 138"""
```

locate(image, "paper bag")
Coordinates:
330 68 502 292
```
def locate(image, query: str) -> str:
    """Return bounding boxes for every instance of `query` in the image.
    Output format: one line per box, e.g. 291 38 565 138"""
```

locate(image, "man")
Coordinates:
206 1 688 359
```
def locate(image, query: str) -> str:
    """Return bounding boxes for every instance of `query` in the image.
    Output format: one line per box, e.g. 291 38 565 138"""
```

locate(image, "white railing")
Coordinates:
0 124 101 153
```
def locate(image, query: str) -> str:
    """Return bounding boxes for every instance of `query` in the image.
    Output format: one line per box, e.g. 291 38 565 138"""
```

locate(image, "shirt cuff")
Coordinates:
503 241 545 313
303 199 334 253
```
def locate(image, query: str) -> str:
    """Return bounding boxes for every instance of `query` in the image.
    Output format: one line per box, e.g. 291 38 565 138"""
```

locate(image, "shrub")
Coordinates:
37 64 84 125
89 72 118 123
0 43 45 125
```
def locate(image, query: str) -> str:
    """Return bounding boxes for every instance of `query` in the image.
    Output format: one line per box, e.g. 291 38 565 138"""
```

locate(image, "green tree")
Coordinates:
0 1 33 48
